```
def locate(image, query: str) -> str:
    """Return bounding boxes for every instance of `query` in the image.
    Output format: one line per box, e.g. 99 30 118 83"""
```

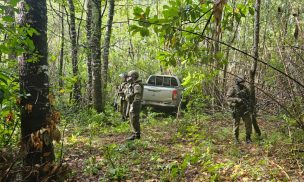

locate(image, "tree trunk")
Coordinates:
91 0 103 112
68 0 81 103
223 0 238 95
17 0 54 166
102 0 115 107
59 5 64 90
3 0 17 61
86 0 93 104
212 0 227 111
250 0 261 135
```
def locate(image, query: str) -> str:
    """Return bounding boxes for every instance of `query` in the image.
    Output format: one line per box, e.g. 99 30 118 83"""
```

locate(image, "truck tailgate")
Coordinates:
143 86 174 103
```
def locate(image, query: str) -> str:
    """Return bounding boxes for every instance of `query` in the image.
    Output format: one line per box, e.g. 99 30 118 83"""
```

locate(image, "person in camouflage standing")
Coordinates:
125 70 143 140
227 75 252 144
117 73 128 120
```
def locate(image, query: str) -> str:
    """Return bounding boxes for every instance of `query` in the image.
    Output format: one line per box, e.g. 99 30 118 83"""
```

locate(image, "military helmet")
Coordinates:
235 75 245 84
127 70 139 80
119 72 127 78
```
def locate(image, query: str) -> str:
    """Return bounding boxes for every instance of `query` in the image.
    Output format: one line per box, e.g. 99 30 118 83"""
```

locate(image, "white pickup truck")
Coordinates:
142 75 183 109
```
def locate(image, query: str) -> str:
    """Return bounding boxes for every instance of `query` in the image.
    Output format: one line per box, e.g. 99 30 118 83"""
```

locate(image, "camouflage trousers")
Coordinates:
120 99 128 120
129 101 141 136
233 111 252 139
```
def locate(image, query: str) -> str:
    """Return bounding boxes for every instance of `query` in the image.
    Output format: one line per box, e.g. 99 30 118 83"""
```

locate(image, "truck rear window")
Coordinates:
156 76 163 86
171 77 178 86
147 76 156 85
147 76 178 87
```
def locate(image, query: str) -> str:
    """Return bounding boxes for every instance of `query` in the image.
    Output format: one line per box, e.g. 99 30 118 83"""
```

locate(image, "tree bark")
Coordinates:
86 0 93 104
102 0 115 107
250 0 261 135
223 0 238 95
91 0 103 112
68 0 81 103
17 0 54 166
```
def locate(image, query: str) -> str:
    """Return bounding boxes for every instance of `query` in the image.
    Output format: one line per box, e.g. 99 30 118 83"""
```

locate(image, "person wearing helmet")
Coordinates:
116 73 128 120
227 75 252 144
125 70 143 140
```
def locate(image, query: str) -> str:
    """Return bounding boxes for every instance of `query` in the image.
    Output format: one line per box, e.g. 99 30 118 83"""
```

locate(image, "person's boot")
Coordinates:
127 133 140 141
234 137 240 144
246 136 252 144
135 133 140 139
257 131 261 137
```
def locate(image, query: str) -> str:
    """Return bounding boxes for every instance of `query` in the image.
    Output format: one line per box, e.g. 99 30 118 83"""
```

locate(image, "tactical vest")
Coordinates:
119 82 128 91
132 80 143 102
233 85 250 112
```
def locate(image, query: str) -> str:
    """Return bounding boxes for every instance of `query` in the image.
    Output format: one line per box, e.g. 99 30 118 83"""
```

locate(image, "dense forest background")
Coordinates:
0 0 303 181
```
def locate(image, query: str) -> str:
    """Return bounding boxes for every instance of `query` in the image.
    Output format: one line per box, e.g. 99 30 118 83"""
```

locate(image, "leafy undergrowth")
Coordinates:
56 110 304 181
0 108 303 181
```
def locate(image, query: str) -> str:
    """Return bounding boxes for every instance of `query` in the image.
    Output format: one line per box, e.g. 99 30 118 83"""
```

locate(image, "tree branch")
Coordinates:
129 18 304 89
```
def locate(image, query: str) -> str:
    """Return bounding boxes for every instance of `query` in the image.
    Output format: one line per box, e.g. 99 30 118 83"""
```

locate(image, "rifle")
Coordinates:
126 102 130 117
113 86 119 111
113 90 120 111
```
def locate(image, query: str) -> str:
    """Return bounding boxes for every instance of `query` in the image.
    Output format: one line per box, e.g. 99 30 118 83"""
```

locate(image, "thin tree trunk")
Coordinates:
250 0 261 135
223 0 238 94
212 0 227 111
91 0 103 112
102 0 115 107
59 5 64 89
86 0 93 104
68 0 81 103
126 0 135 61
17 0 54 167
3 0 17 61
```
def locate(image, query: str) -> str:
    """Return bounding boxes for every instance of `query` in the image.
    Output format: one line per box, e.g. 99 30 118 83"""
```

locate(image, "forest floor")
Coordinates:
57 109 304 181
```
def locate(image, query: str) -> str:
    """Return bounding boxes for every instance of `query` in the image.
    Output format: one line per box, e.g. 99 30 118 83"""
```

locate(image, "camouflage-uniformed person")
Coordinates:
227 75 252 144
125 70 143 140
117 73 128 120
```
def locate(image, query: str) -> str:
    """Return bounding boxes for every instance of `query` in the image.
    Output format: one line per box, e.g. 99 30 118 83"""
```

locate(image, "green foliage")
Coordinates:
182 71 206 94
160 144 227 181
0 0 43 147
62 104 124 126
129 6 151 37
0 23 38 60
221 2 255 31
281 113 304 143
102 143 128 180
106 166 127 181
84 156 102 175
129 0 236 98
2 0 303 180
50 102 303 181
0 70 20 147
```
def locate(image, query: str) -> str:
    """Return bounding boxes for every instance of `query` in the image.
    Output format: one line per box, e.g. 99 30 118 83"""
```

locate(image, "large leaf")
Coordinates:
139 28 150 37
0 71 9 85
129 25 141 35
2 16 15 22
133 7 144 18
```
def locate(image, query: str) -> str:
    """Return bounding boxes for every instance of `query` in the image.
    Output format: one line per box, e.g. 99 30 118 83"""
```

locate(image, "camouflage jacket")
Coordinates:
125 80 143 103
117 82 128 100
227 84 251 113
